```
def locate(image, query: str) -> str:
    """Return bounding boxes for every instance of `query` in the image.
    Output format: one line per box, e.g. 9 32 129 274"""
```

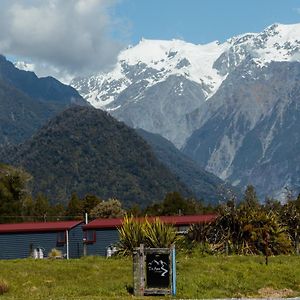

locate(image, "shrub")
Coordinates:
48 248 62 258
90 198 125 219
0 279 9 295
188 199 293 255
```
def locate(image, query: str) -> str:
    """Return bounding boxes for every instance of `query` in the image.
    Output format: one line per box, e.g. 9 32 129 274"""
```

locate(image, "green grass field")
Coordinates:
0 253 300 299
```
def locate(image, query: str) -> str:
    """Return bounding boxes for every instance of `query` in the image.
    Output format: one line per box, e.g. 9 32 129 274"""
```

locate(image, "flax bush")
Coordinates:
143 218 177 248
117 215 145 255
117 215 178 254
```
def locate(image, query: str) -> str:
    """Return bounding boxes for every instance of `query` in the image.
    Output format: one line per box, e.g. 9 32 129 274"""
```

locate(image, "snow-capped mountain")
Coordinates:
71 23 300 146
72 23 300 105
71 39 230 146
72 39 227 106
71 23 300 199
14 61 35 72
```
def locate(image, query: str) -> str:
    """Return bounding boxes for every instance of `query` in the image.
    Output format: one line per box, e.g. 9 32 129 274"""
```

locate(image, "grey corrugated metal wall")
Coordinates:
86 229 119 256
0 225 83 260
69 225 84 259
0 231 66 259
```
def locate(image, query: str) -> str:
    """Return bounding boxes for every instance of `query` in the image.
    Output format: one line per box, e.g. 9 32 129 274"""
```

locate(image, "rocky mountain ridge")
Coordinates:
71 23 300 147
70 23 300 199
0 55 88 145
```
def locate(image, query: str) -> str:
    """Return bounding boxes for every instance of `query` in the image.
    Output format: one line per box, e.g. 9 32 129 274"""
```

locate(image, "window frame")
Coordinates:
84 230 96 244
57 231 66 245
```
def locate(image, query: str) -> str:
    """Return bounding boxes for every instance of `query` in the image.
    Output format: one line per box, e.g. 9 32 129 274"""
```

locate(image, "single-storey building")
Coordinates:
0 214 217 259
82 214 217 257
82 218 122 256
0 220 83 260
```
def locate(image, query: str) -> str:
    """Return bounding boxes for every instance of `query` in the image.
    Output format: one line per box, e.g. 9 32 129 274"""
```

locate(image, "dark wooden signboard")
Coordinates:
133 245 176 296
146 253 170 288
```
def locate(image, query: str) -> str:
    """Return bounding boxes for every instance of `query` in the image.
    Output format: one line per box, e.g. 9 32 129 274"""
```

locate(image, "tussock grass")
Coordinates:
47 248 63 258
0 254 299 299
0 279 9 295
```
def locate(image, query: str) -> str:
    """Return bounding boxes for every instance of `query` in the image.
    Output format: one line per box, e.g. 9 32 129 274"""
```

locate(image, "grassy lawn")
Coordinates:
0 253 300 299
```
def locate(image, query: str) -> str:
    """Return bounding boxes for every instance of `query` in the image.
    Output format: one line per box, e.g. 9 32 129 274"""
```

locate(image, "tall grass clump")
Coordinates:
48 248 62 258
0 279 9 295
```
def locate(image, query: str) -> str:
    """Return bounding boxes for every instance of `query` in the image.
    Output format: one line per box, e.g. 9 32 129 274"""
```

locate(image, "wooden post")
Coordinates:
171 245 176 296
133 248 139 296
225 240 229 255
133 244 145 296
140 244 145 294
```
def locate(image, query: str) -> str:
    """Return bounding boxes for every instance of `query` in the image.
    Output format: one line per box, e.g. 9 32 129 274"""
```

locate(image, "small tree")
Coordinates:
65 193 83 217
33 193 50 221
242 185 259 210
127 203 142 217
282 199 300 254
189 194 292 256
0 164 32 221
82 194 101 214
90 198 125 219
145 192 205 216
49 204 66 219
161 192 188 215
21 196 35 221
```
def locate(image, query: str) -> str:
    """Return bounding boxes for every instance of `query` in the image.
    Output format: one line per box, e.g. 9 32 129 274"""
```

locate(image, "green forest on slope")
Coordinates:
1 106 191 207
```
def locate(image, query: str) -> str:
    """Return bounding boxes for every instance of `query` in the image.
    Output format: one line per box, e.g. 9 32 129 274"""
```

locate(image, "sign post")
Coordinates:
133 244 176 296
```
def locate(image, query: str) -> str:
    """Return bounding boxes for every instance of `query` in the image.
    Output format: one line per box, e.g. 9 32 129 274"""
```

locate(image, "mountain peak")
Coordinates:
119 38 200 66
265 22 300 33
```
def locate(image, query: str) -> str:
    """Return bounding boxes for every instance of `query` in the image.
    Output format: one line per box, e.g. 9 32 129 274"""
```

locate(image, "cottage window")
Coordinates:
177 225 189 234
57 231 66 244
84 230 96 243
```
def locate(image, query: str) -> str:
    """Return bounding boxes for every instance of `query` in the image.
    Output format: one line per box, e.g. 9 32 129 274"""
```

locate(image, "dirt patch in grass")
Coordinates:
258 287 295 298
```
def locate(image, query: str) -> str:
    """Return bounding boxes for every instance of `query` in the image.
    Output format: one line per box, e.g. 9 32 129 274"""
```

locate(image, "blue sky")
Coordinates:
113 0 300 44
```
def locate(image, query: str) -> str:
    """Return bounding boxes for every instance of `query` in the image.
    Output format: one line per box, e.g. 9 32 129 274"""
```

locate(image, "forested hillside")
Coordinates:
1 106 191 207
136 129 237 204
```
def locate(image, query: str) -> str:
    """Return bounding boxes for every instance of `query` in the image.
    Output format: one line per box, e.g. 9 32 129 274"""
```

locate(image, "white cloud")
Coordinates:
0 0 126 80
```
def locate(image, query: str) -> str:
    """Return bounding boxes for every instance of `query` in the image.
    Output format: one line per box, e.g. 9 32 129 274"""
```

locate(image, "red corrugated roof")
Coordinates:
0 220 83 233
83 214 217 230
83 218 123 229
157 214 217 225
